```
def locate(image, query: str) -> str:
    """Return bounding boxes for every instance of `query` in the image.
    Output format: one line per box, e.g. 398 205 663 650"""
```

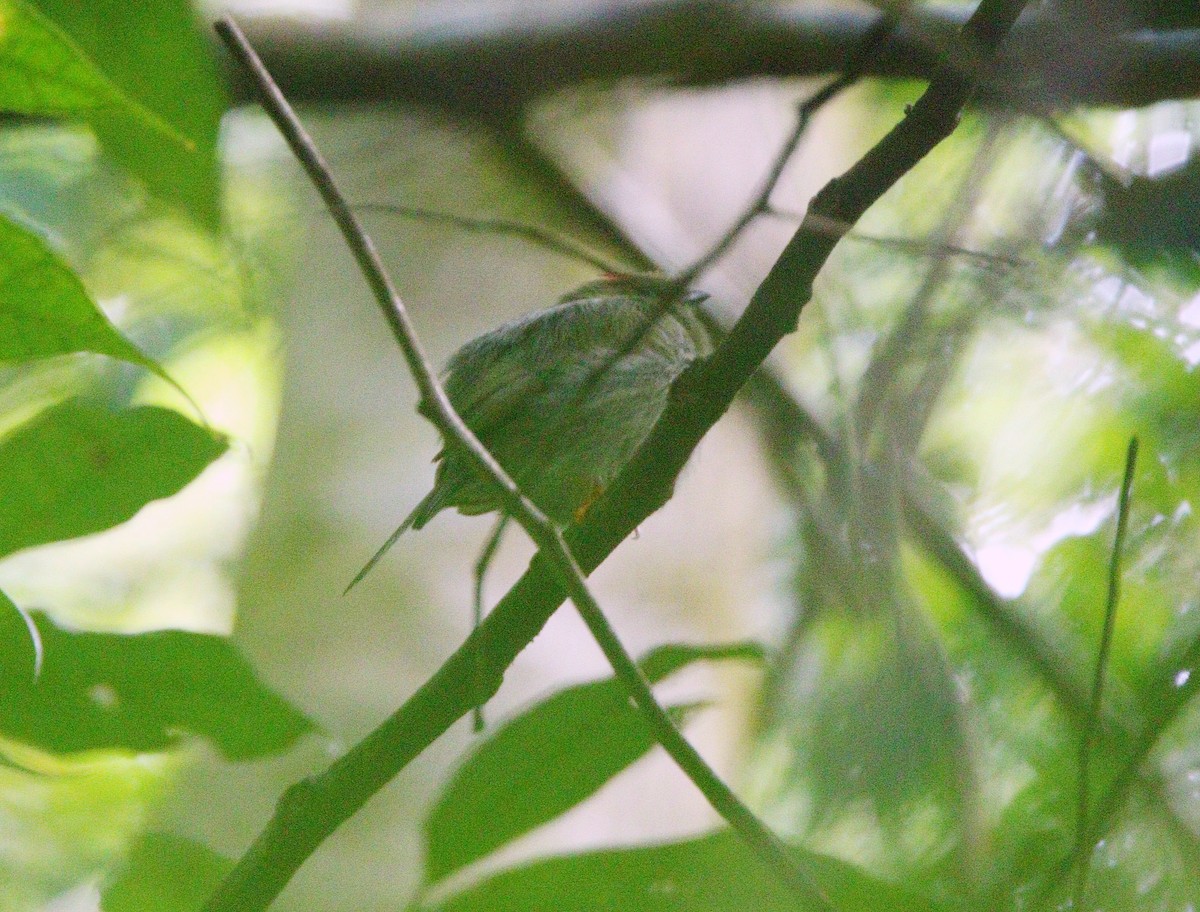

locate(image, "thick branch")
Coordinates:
229 1 1200 113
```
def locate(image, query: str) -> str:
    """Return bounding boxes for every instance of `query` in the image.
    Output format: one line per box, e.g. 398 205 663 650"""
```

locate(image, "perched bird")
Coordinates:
346 274 713 590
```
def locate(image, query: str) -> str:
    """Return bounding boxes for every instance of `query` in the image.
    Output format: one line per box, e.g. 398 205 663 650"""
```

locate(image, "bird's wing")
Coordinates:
429 295 659 453
443 359 549 447
438 300 610 440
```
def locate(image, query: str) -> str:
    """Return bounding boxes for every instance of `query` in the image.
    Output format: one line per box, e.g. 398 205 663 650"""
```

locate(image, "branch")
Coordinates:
228 1 1200 114
351 202 620 273
678 11 897 284
1073 437 1138 906
204 0 1028 905
208 16 826 912
573 0 1030 566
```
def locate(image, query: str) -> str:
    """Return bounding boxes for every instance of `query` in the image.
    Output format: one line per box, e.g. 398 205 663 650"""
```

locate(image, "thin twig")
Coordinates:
203 0 1028 904
362 198 1026 274
677 12 897 286
1073 436 1139 906
768 206 1027 269
471 514 509 732
209 16 829 912
352 202 624 273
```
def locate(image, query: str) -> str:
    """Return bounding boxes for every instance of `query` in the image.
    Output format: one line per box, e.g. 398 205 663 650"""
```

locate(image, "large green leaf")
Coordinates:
0 0 158 117
101 833 231 912
25 0 225 228
0 399 225 558
0 1 192 154
0 608 313 758
423 641 763 884
0 214 169 371
0 586 39 677
799 613 971 836
426 830 938 912
425 680 698 886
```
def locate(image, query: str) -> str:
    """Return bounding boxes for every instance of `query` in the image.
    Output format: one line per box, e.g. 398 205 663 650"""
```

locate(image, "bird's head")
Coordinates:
560 273 708 307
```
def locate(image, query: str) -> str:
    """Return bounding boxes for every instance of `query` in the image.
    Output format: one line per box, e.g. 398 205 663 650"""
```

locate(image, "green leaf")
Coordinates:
101 833 231 912
426 830 938 912
803 616 970 835
0 609 313 758
0 587 40 678
0 0 145 116
0 214 165 370
0 1 192 153
424 642 764 884
425 681 697 885
0 399 226 558
637 640 765 684
24 0 225 228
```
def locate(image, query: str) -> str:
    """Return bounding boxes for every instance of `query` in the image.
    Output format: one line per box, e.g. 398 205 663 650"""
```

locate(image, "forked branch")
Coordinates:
204 0 1030 907
207 15 829 912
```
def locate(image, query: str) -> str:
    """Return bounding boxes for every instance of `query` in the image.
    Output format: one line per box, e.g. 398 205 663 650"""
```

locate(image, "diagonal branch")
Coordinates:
570 0 1029 568
208 15 827 912
204 0 1029 908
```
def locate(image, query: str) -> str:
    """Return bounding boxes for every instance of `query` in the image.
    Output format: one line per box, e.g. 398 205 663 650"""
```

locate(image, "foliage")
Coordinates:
1 3 1199 912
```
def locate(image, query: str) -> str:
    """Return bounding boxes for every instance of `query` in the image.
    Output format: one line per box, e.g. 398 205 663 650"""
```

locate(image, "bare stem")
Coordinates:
1073 436 1139 906
352 201 624 273
768 206 1027 268
676 12 897 285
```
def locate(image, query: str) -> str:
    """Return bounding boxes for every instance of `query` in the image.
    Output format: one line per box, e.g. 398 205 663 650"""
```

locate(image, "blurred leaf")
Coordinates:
24 0 224 228
426 829 939 912
0 0 155 117
1076 799 1200 912
637 640 765 683
424 642 763 884
0 608 313 758
0 587 41 678
0 399 225 558
425 683 697 885
101 832 231 912
0 0 197 202
1096 162 1200 269
905 544 1085 908
797 614 971 837
0 214 170 372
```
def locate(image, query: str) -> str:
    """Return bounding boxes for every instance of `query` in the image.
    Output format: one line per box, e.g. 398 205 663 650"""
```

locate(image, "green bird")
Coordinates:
347 274 713 590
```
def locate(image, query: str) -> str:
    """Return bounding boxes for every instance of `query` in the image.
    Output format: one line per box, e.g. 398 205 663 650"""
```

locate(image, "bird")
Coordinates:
345 273 713 592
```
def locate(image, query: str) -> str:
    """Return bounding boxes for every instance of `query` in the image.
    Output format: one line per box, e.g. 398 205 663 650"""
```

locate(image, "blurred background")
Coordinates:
3 1 1200 910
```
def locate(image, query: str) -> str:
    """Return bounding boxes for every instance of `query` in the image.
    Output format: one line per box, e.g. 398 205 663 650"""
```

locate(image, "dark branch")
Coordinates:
208 16 826 912
199 3 1029 908
226 2 1200 115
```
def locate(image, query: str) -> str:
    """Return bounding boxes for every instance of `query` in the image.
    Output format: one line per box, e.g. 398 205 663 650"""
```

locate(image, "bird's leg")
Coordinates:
471 513 509 731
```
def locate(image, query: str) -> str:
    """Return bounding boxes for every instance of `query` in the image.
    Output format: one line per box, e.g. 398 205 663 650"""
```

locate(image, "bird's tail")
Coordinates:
343 500 424 594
